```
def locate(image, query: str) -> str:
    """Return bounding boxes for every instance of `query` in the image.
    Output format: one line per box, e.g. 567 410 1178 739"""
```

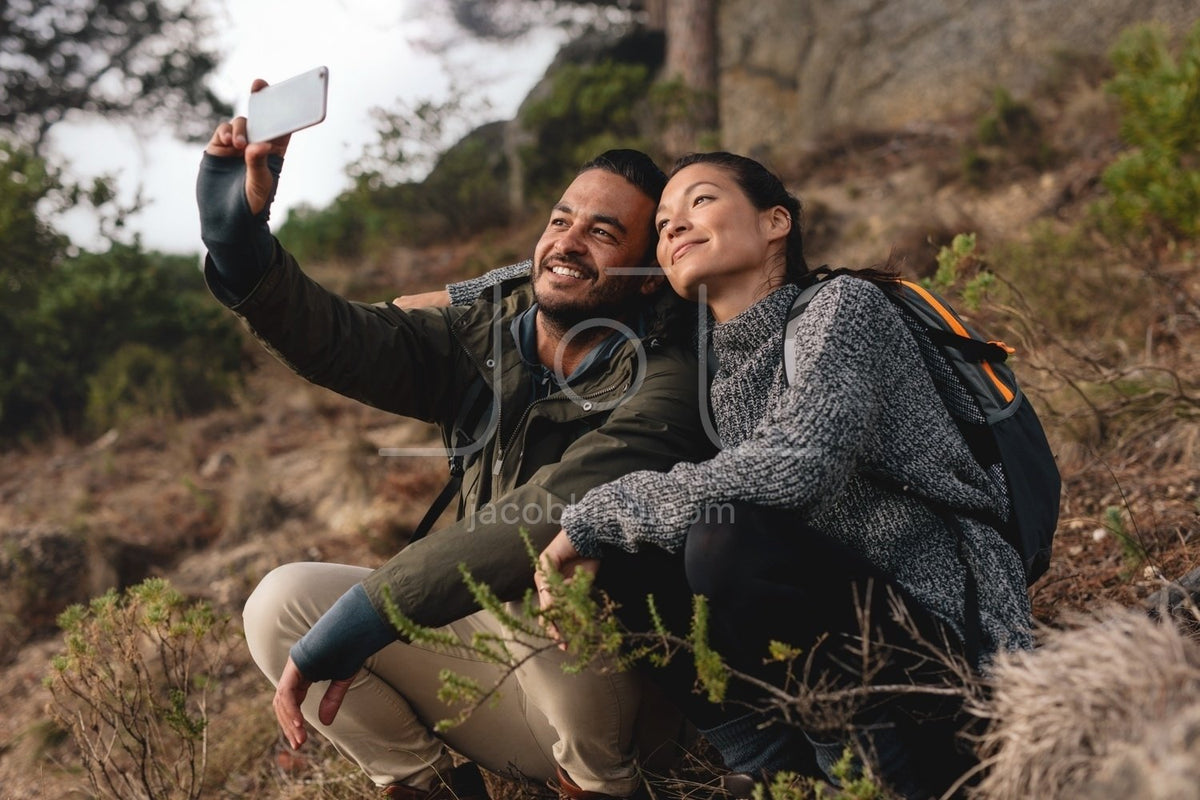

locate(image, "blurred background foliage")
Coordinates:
1 0 1198 451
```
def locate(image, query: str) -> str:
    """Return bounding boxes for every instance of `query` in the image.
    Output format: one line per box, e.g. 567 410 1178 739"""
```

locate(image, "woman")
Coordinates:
537 152 1034 798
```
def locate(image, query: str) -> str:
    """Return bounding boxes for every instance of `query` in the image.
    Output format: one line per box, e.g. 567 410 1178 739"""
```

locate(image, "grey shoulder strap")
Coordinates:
782 281 828 385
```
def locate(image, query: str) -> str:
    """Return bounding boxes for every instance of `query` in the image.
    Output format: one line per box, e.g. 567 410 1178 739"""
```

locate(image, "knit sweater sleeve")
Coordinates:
560 278 896 556
446 260 532 305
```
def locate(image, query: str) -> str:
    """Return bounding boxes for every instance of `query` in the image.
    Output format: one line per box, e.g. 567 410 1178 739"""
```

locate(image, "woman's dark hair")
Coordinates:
669 151 810 284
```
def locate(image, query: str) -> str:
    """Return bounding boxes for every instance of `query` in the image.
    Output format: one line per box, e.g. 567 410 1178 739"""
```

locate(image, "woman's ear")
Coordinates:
766 205 792 240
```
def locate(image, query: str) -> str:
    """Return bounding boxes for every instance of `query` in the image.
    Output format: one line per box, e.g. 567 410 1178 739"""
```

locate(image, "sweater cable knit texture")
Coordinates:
561 276 1032 661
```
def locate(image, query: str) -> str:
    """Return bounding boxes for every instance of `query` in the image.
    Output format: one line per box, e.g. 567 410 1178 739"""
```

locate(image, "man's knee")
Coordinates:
243 562 353 680
243 564 307 679
244 563 310 628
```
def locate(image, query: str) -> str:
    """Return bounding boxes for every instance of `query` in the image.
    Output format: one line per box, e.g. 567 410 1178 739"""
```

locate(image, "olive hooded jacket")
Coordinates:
206 246 714 633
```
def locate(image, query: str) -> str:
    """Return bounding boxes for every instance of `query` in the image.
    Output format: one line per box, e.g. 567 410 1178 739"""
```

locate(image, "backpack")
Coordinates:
783 271 1061 585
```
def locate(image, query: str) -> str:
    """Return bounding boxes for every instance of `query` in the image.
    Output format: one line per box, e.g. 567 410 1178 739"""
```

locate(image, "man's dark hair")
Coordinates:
579 149 667 267
580 149 667 206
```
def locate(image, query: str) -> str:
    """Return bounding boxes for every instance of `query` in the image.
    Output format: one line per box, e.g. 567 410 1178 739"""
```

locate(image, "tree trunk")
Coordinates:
661 0 717 158
644 0 667 30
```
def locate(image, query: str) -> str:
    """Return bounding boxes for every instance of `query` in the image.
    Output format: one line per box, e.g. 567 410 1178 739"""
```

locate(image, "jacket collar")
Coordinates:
450 273 697 394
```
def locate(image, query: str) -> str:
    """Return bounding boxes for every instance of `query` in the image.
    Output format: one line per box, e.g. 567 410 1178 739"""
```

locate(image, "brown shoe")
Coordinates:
554 766 648 800
382 762 491 800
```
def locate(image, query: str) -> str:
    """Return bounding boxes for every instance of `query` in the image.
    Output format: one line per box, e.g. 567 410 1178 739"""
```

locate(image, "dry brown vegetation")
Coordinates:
0 62 1197 799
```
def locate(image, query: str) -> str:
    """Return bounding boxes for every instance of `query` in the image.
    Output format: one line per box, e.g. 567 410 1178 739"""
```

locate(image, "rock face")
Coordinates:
0 527 117 663
717 0 1199 164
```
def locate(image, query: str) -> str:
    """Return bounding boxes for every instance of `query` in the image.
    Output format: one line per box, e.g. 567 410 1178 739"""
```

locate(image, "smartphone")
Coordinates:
246 66 329 143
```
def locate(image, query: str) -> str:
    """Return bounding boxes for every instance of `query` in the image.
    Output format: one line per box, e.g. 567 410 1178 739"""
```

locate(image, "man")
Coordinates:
197 80 714 799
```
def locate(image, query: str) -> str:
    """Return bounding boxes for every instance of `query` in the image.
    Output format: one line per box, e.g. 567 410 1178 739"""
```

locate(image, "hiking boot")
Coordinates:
554 766 649 800
382 762 491 800
719 772 757 798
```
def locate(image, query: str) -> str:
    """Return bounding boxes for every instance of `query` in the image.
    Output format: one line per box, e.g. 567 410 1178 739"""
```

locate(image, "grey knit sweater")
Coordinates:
561 276 1033 660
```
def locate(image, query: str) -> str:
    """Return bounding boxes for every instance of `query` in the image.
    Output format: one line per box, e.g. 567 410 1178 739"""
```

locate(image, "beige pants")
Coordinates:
243 562 685 795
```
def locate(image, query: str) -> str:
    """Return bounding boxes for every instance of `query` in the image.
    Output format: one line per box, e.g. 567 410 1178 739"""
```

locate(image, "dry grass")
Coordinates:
969 606 1200 800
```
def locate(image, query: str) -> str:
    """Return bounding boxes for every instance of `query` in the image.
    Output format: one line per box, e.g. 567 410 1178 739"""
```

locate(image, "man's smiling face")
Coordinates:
531 167 659 327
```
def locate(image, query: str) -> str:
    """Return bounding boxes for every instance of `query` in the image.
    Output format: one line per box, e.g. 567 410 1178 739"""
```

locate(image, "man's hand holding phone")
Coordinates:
205 79 290 216
205 67 328 215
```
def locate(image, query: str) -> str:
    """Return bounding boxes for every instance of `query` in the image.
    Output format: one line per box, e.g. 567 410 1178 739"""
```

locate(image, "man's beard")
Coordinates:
533 259 644 334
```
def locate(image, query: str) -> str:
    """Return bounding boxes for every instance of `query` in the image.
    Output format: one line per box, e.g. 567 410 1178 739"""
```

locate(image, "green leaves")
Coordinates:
45 578 234 800
0 235 245 440
1 0 230 148
1101 21 1200 241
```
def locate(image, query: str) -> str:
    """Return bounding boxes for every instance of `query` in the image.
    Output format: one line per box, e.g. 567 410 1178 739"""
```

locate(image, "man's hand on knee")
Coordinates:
273 656 356 751
319 675 354 726
274 657 314 750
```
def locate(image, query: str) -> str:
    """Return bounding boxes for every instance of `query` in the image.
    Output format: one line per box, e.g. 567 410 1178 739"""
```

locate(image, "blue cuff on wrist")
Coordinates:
290 583 395 681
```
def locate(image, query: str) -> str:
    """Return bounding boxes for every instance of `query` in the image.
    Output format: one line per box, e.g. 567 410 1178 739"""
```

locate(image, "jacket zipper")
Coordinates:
450 324 504 470
493 378 627 477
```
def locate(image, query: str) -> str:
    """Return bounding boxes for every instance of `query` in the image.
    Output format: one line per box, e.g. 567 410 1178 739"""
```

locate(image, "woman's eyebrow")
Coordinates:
657 181 720 213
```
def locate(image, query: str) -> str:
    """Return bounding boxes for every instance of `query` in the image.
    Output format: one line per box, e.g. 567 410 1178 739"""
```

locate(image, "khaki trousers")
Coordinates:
243 562 684 795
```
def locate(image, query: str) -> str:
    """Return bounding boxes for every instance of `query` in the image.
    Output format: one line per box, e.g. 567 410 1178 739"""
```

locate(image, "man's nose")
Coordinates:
554 223 587 253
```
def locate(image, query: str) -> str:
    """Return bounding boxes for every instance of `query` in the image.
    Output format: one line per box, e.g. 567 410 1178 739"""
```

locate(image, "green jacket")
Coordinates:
209 245 715 630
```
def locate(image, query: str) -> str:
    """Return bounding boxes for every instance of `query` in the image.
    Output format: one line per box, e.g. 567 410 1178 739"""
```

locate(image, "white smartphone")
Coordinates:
246 66 329 143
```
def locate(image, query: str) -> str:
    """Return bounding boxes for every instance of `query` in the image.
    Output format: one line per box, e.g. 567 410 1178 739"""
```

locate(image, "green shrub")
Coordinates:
961 88 1058 187
1099 20 1200 242
45 578 236 800
925 232 995 310
85 339 238 431
518 59 656 199
0 243 244 439
274 200 368 264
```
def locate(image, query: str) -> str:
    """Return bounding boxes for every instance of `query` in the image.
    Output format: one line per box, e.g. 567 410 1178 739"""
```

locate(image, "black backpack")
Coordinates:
784 271 1061 585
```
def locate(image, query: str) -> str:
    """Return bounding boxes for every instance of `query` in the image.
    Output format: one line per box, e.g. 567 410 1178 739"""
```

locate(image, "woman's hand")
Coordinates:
390 288 451 309
535 530 599 645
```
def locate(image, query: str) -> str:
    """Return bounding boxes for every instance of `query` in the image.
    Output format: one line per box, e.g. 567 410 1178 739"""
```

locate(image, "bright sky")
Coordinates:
45 1 561 255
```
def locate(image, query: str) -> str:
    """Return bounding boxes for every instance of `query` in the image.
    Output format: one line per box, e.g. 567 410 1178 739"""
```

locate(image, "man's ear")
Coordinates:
639 271 666 296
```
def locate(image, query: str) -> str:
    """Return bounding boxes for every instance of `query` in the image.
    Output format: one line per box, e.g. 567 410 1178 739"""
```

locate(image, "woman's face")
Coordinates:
654 162 788 302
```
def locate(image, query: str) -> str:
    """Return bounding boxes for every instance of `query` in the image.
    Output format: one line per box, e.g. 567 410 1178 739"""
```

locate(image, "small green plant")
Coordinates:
744 748 887 799
377 530 632 731
818 747 886 800
1099 20 1200 242
1102 504 1149 576
925 232 995 310
961 88 1057 187
44 578 235 800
